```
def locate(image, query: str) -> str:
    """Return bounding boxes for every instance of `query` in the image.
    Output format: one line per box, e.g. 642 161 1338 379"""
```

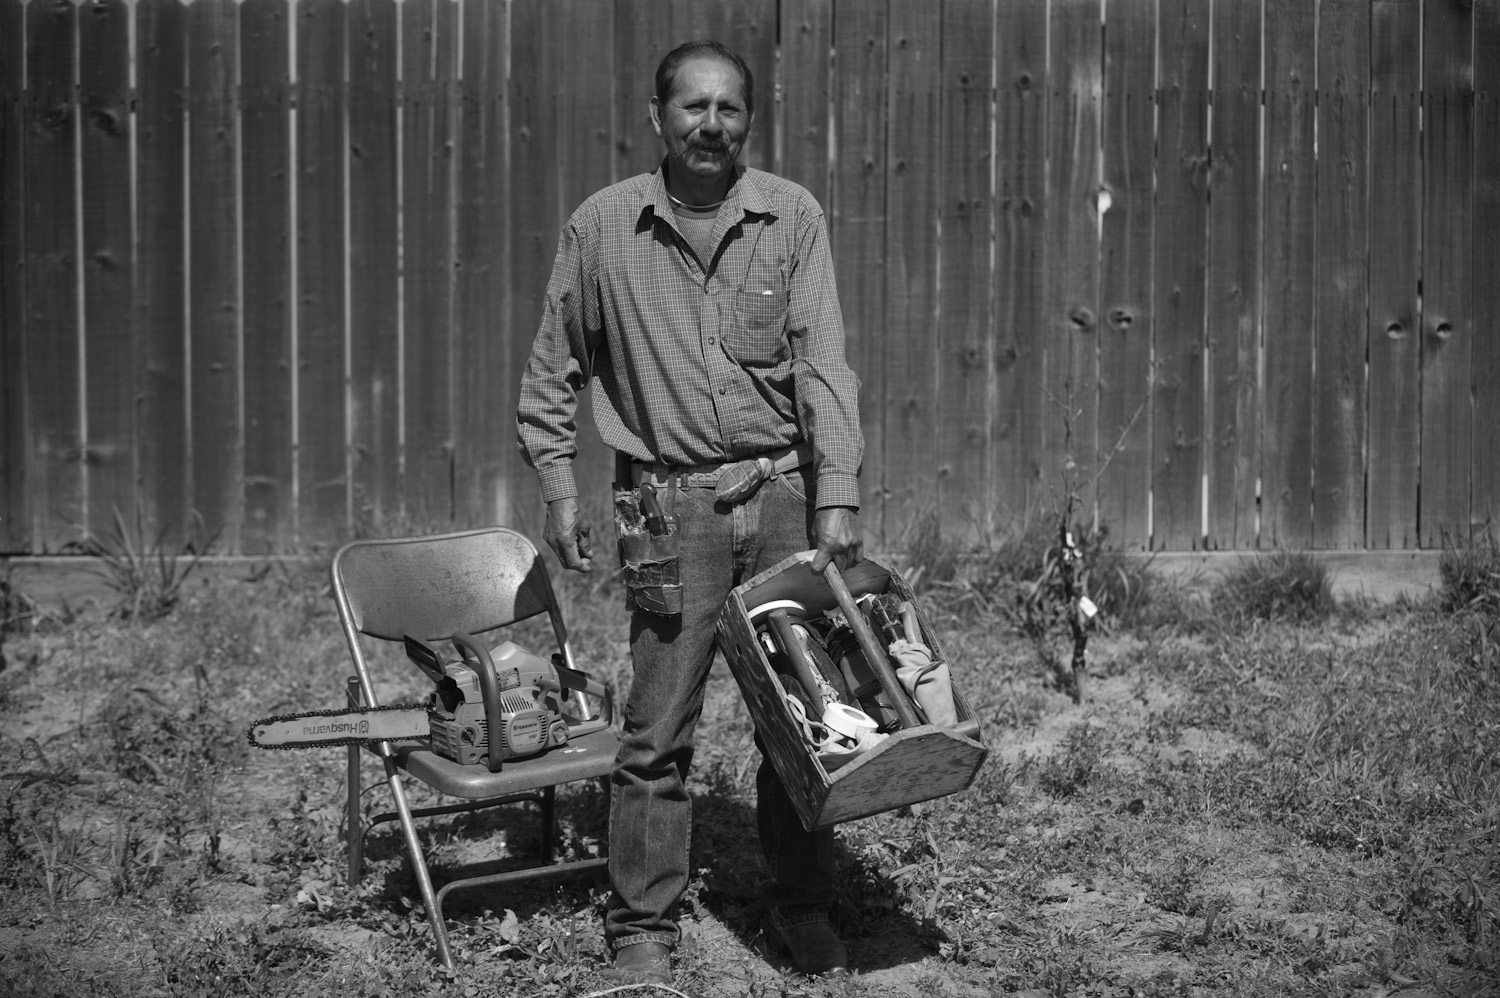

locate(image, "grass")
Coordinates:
1210 549 1337 626
0 533 1497 996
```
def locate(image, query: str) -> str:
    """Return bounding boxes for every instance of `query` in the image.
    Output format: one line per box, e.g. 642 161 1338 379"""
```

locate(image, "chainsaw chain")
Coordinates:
246 702 429 751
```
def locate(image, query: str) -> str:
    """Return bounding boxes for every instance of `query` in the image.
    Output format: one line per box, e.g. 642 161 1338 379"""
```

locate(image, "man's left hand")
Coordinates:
811 507 862 575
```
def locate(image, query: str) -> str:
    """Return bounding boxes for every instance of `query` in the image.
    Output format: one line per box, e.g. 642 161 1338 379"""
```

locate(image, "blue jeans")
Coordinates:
606 463 835 951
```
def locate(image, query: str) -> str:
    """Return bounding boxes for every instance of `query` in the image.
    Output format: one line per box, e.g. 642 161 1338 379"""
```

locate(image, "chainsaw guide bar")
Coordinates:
248 704 431 750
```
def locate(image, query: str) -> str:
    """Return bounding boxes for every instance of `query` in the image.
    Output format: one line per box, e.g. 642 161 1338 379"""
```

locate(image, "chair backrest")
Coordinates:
330 527 573 706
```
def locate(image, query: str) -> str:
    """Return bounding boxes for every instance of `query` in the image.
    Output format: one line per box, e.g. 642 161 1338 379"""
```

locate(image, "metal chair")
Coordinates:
331 527 619 969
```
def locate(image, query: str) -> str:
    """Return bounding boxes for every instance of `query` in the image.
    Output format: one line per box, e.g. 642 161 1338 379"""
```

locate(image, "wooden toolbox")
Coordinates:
716 552 989 831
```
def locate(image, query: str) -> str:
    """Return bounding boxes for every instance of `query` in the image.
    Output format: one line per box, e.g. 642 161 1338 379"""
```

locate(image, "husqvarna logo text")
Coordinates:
302 719 370 736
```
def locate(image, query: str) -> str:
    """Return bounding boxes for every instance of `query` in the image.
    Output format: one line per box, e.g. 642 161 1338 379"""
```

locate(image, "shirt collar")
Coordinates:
641 161 774 225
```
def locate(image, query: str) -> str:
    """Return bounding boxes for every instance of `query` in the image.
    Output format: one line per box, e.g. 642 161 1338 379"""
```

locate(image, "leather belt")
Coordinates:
616 442 813 493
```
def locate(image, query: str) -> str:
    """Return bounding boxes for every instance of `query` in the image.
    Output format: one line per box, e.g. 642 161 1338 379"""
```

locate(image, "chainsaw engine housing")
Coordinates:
426 641 570 766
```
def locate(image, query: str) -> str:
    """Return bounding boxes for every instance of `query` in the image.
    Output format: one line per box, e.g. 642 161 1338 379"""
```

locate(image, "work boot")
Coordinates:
611 941 673 986
767 918 851 977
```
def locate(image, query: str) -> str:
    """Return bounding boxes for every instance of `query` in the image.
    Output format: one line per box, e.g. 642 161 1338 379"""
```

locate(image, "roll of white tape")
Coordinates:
820 702 878 740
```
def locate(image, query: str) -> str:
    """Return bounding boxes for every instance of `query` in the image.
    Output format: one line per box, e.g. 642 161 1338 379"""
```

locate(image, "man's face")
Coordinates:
650 56 752 188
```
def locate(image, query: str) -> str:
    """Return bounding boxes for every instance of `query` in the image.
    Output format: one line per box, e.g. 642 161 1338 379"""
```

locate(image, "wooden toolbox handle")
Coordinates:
822 562 924 730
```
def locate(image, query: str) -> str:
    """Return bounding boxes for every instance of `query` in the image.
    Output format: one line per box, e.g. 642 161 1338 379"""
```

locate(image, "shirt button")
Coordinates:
719 386 727 395
707 336 716 344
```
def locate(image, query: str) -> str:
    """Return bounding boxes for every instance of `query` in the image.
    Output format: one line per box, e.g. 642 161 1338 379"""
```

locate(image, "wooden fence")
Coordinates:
2 0 1498 556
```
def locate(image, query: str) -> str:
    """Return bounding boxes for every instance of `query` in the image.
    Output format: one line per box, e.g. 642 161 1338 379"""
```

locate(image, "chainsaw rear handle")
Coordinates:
543 658 613 737
448 631 506 773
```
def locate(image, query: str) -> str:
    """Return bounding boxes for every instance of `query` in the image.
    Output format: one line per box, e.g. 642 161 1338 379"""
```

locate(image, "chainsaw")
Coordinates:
248 631 610 771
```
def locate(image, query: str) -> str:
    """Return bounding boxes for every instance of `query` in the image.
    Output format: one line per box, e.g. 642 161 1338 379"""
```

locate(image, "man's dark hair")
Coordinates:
654 40 755 116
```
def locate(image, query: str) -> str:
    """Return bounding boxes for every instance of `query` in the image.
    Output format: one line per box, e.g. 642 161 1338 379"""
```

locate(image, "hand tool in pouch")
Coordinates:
613 478 683 614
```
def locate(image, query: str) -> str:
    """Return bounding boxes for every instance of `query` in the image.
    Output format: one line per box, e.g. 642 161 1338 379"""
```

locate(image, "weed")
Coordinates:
901 512 1158 699
65 506 218 620
1037 722 1108 799
157 922 332 997
1439 523 1500 613
1 568 44 638
30 816 94 905
1211 550 1336 625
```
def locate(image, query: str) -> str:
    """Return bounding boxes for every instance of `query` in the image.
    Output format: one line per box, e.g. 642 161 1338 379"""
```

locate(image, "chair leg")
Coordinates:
347 743 364 885
346 676 365 885
383 753 455 971
540 785 557 864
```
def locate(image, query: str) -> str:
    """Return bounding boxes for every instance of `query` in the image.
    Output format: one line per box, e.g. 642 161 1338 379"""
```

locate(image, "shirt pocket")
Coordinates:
726 280 789 367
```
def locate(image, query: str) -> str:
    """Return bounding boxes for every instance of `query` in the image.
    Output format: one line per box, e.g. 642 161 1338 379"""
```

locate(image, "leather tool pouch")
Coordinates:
613 477 683 615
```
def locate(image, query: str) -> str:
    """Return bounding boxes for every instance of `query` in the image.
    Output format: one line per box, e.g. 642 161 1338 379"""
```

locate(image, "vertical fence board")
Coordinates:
993 0 1047 527
241 0 292 553
937 0 996 531
401 0 457 528
453 0 484 527
454 0 510 530
0 0 24 550
1261 0 1317 548
134 0 187 551
346 0 400 538
1313 0 1371 548
1152 0 1210 550
186 0 241 550
295 0 349 548
1204 0 1261 550
78 0 134 540
1477 0 1500 529
882 1 942 536
25 0 80 551
1421 0 1475 544
554 0 615 526
779 0 831 206
1043 0 1102 528
1366 0 1422 548
831 2 889 538
612 0 673 182
1096 0 1154 549
509 1 561 529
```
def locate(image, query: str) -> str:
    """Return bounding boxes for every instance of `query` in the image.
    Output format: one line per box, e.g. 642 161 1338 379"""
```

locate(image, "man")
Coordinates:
517 40 863 985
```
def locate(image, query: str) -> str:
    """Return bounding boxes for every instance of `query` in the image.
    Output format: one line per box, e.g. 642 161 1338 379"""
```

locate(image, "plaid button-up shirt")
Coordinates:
517 164 863 509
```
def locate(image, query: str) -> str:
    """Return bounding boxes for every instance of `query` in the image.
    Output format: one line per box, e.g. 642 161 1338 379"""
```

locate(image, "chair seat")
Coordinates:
385 726 620 799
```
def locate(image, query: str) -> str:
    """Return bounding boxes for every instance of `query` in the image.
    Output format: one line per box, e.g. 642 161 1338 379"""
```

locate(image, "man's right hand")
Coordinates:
544 497 595 573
